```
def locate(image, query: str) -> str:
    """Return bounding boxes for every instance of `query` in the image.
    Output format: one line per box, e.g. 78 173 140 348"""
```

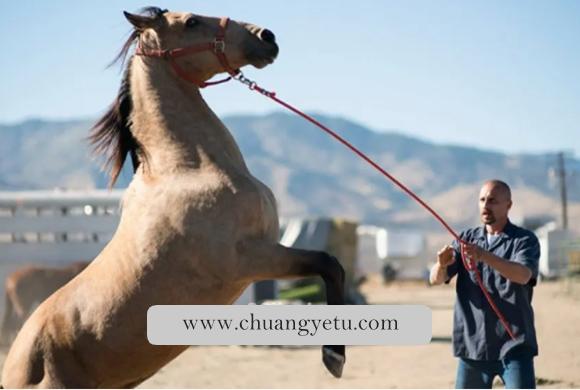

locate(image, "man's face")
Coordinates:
479 183 512 225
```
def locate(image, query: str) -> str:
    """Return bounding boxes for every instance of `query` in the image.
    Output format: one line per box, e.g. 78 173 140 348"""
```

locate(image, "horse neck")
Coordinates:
129 57 248 176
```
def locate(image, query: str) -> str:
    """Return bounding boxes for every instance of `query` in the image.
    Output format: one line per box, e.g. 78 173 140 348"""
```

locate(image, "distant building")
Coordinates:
356 225 426 280
535 222 577 279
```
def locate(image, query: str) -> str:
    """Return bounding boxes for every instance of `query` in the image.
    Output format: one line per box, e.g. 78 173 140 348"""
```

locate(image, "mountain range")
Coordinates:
1 113 578 233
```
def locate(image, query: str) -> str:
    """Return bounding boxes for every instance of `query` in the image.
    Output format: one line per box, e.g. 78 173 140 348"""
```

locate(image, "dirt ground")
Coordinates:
1 276 578 388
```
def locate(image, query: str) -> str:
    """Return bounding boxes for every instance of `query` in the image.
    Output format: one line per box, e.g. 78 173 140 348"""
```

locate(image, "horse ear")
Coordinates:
123 11 156 30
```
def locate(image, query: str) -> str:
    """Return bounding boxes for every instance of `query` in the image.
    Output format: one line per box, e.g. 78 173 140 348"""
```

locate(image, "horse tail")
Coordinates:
6 278 26 320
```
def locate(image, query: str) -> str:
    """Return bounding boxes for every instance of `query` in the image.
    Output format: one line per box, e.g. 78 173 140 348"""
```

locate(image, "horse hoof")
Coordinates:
322 346 345 378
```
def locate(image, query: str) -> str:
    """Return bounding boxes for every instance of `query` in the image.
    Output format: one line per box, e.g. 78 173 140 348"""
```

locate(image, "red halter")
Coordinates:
135 17 239 88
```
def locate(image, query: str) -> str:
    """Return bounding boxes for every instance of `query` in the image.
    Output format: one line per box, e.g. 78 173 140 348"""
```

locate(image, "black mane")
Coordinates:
88 7 167 187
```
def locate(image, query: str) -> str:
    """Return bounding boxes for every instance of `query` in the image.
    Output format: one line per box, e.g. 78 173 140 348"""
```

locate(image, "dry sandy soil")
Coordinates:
1 276 578 388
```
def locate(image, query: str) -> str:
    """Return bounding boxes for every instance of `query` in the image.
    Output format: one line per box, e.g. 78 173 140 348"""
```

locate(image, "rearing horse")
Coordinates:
1 7 345 388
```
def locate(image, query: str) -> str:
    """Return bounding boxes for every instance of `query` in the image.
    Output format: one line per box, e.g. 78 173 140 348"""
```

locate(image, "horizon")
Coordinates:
1 1 579 156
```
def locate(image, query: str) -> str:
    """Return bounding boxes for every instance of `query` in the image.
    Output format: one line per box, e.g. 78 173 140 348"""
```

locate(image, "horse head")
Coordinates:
124 7 279 85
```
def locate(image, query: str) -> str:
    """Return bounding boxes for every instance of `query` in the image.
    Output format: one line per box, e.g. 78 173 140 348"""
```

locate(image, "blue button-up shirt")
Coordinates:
446 220 540 360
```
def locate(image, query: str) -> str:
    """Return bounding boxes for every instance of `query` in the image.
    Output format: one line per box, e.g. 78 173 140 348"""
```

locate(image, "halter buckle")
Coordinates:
214 39 226 53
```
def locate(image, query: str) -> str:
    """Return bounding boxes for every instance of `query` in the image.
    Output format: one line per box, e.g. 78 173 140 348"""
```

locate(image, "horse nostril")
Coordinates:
260 29 276 44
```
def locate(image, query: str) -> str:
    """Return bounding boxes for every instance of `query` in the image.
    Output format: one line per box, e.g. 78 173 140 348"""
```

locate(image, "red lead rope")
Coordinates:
135 15 516 340
233 73 517 341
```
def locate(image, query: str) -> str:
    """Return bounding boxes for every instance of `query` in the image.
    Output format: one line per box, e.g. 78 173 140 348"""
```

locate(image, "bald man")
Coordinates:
430 180 540 389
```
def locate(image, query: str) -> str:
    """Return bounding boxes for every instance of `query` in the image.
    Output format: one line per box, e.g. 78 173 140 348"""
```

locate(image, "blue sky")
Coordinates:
1 1 579 155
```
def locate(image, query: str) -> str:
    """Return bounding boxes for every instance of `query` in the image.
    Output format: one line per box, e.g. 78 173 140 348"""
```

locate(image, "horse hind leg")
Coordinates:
0 294 9 345
0 290 16 346
236 240 346 378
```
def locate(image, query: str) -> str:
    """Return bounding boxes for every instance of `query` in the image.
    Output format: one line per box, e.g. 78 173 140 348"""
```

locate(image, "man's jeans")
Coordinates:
455 356 536 389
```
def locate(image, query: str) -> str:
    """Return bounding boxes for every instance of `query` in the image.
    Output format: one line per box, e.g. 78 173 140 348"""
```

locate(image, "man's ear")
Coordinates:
123 11 157 30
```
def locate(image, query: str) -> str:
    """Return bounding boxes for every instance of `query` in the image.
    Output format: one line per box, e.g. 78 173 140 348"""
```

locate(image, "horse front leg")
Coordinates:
236 240 346 378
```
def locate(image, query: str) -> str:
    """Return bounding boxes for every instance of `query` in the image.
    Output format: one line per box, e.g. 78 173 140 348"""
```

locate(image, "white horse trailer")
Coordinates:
0 190 123 264
0 190 258 318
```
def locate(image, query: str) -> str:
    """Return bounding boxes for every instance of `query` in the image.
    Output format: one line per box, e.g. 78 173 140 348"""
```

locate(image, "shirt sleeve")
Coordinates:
512 234 541 286
444 235 464 284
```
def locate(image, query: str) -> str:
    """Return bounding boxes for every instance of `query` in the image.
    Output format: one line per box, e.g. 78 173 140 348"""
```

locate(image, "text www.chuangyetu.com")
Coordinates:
182 313 398 337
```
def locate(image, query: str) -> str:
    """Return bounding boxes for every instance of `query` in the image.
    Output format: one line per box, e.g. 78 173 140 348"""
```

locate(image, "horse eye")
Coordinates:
185 17 198 28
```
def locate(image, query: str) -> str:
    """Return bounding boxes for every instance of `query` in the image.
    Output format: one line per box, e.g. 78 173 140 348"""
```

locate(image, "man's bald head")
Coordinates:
479 180 513 229
483 180 512 202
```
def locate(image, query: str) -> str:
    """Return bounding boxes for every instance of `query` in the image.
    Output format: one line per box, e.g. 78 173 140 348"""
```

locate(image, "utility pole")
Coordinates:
557 152 568 230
